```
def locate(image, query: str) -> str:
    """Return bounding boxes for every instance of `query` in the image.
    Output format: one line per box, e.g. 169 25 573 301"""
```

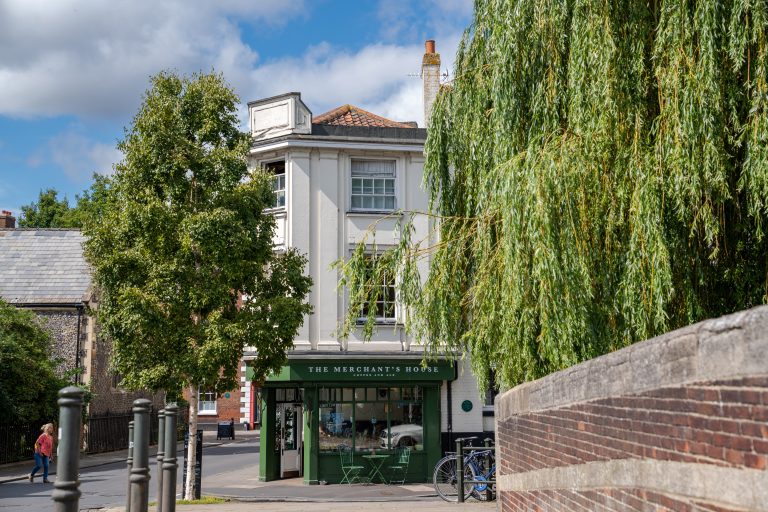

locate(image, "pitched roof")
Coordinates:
313 104 417 128
0 229 91 305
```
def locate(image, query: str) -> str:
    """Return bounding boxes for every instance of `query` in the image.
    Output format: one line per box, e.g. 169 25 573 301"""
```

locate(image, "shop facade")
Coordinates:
250 355 455 484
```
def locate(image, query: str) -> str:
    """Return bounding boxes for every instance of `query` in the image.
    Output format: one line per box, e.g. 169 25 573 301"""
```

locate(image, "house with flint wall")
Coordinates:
0 215 164 419
227 41 497 484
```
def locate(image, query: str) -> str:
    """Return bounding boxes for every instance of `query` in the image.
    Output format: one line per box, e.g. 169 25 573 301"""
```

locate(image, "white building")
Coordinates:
242 42 495 484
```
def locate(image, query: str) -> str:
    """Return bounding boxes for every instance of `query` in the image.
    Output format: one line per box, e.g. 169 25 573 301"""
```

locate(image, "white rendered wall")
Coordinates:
441 357 485 433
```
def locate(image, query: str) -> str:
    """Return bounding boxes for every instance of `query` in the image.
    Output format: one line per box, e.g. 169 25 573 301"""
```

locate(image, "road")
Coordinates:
0 436 260 512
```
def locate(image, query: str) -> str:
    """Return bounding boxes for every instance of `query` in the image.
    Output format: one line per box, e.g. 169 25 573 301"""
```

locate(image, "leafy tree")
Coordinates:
339 0 768 393
0 299 68 424
19 189 77 228
19 177 113 229
83 71 312 499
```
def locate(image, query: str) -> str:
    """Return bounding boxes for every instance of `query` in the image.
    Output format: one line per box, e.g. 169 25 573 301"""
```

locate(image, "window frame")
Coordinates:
263 159 286 211
356 253 398 325
198 389 218 416
349 158 397 213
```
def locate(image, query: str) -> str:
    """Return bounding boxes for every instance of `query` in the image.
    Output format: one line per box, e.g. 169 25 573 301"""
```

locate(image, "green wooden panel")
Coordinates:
259 388 280 482
317 451 430 484
303 386 319 484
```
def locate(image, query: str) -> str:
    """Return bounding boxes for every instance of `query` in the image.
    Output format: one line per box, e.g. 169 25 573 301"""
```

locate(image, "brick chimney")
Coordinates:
0 210 15 228
422 39 441 128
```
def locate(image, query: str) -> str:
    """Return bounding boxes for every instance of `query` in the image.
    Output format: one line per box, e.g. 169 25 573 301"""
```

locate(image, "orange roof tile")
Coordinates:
313 104 415 128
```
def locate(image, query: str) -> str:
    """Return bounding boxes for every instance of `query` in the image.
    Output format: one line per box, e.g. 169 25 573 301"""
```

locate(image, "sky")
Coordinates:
0 0 473 217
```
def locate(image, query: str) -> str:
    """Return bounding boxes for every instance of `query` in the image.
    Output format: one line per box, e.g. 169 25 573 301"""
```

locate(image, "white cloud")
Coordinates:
0 0 467 129
28 129 122 182
0 0 304 119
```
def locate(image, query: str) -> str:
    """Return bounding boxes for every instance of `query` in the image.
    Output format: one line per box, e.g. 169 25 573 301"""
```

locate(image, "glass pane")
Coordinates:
342 388 354 402
385 196 395 210
355 388 366 401
385 179 395 194
319 404 354 451
355 401 387 452
276 389 285 402
385 402 423 451
351 179 362 194
363 196 374 209
319 388 329 402
283 406 297 450
374 196 385 209
389 387 401 401
363 180 374 194
374 179 384 195
351 195 362 209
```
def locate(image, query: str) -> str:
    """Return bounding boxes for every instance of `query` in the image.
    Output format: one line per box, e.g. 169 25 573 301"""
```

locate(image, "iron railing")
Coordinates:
0 421 46 464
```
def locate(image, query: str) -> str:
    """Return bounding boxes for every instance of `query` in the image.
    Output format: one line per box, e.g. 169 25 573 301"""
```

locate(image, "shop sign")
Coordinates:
259 359 455 382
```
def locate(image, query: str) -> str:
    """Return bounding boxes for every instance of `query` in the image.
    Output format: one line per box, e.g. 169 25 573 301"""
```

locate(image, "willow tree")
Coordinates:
83 71 311 499
339 0 768 393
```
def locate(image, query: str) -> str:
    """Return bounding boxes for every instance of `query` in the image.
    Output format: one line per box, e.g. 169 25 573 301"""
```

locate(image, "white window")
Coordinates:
351 159 396 212
265 161 285 209
359 255 397 323
199 390 217 414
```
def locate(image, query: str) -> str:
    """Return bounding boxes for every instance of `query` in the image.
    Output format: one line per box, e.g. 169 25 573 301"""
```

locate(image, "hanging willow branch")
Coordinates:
338 0 768 394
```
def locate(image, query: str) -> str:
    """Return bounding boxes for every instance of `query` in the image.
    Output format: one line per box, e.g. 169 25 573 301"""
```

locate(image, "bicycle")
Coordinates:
462 448 496 501
433 437 496 502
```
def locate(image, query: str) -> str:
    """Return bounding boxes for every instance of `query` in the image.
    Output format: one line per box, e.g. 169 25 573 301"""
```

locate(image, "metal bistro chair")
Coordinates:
388 446 411 485
338 445 365 485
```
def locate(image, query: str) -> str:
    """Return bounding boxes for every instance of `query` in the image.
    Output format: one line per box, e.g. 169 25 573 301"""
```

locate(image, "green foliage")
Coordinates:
0 299 68 424
339 0 768 393
84 71 312 397
19 189 78 228
19 177 113 229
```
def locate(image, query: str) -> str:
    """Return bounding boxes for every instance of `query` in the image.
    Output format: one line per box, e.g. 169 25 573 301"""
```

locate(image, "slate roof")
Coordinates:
0 229 91 305
313 104 417 128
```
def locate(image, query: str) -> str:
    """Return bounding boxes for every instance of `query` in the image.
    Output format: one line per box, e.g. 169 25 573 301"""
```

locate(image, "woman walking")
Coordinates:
29 423 55 483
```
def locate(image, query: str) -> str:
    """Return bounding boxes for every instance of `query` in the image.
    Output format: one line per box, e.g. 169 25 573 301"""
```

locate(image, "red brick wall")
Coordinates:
495 306 768 511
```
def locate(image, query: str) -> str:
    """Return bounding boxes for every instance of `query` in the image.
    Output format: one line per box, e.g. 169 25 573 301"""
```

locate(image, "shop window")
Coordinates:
318 386 423 453
350 159 396 212
264 161 285 209
199 390 216 414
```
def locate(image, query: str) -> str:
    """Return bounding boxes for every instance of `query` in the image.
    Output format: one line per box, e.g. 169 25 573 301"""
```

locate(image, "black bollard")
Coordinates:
129 399 151 512
161 405 178 512
51 386 83 512
156 410 165 512
126 420 134 512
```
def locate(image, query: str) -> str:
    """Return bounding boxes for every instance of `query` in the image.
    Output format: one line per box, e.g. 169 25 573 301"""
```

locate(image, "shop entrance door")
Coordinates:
278 403 302 478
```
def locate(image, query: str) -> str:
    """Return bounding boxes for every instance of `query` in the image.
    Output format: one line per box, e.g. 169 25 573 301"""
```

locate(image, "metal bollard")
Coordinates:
129 399 151 512
51 386 83 512
161 405 178 512
456 439 465 503
156 410 165 512
126 421 134 512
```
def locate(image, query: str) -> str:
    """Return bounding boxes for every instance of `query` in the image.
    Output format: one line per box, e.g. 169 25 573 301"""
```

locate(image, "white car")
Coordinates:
379 424 422 448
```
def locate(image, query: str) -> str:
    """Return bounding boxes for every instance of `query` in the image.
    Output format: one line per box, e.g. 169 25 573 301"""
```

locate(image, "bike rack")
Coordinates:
455 437 496 503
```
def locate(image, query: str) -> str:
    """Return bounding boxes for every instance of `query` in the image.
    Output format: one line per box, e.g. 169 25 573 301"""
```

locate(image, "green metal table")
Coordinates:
361 454 390 484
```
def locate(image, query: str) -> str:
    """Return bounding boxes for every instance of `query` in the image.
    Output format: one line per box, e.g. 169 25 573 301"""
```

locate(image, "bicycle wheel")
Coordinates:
433 455 475 502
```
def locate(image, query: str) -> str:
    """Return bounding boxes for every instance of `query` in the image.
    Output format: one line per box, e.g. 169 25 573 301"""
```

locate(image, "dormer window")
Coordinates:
265 161 286 209
350 159 396 212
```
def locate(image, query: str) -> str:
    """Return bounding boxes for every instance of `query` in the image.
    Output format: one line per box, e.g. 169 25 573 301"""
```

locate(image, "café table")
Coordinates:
361 453 390 484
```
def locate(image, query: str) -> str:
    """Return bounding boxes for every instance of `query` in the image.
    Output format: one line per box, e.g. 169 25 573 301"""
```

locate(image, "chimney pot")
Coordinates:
425 40 436 54
0 210 15 229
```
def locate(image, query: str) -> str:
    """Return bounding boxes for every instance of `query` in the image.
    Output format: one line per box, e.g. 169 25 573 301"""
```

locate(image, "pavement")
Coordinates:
1 430 497 511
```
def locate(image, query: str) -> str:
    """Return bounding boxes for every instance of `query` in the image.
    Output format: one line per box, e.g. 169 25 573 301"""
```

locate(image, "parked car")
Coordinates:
379 424 422 448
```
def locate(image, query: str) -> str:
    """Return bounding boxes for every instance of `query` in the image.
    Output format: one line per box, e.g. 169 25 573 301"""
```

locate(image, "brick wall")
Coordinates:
495 306 768 512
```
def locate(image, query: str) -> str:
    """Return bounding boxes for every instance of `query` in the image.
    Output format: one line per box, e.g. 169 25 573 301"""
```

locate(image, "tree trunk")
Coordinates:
185 382 199 501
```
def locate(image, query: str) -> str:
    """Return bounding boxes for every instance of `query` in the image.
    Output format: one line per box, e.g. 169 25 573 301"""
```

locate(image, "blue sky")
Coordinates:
0 0 472 217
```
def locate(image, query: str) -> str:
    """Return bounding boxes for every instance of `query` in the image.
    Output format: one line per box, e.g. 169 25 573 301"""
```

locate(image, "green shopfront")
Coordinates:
248 355 456 484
